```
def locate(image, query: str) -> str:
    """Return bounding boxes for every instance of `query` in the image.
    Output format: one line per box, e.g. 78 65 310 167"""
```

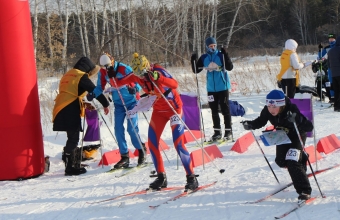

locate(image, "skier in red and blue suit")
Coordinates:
108 53 198 191
92 54 146 169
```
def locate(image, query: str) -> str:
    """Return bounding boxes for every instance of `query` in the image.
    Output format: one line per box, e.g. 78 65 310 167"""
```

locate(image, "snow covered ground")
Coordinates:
2 56 340 220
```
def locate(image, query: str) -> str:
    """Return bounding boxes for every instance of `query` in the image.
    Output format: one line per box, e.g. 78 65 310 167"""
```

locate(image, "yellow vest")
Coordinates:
277 49 300 87
52 69 87 122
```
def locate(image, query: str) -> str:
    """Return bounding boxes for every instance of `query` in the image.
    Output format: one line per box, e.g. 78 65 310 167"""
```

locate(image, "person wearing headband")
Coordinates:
241 90 313 202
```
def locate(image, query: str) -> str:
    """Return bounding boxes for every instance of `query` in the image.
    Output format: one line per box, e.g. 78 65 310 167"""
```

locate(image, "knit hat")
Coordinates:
328 33 336 39
266 90 285 107
99 53 114 66
131 53 150 76
205 37 217 47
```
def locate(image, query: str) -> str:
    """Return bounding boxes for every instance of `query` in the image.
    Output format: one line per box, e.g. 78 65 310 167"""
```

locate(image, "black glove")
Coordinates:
221 46 228 56
241 121 253 130
287 111 296 123
312 62 319 73
86 92 94 101
107 66 117 78
191 53 197 62
318 44 323 50
127 86 136 94
277 80 282 88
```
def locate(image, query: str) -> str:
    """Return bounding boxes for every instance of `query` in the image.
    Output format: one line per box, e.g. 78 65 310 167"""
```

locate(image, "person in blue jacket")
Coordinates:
318 33 337 103
90 54 146 169
190 37 234 142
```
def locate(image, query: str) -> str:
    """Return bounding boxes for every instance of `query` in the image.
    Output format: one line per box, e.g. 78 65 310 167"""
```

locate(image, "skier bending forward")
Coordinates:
242 89 313 201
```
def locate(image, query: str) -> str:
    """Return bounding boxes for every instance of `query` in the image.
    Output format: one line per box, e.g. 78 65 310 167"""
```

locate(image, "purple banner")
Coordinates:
181 94 200 131
83 109 100 141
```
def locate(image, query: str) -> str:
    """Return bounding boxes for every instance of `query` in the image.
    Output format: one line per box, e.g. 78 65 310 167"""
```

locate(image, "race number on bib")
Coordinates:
208 95 215 102
127 110 137 119
285 148 301 162
170 115 181 126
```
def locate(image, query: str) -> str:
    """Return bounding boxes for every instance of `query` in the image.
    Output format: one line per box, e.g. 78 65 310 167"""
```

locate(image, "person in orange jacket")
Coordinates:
108 53 198 190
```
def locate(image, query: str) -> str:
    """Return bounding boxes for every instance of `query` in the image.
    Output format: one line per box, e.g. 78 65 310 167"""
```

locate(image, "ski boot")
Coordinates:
137 143 147 166
298 192 311 202
185 174 199 191
113 154 130 169
210 130 221 142
223 129 232 141
149 173 167 190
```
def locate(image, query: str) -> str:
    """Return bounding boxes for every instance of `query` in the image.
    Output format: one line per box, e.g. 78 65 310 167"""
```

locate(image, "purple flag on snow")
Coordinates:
290 96 313 137
180 93 200 131
83 109 100 141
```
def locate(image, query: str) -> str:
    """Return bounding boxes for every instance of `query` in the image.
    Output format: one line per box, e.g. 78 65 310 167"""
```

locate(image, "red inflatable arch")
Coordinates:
0 1 44 180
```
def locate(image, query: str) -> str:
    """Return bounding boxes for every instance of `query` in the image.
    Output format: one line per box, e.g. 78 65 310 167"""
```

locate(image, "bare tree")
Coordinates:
32 0 40 61
80 0 91 58
90 0 100 53
57 0 69 70
43 0 54 69
291 0 308 45
75 0 86 56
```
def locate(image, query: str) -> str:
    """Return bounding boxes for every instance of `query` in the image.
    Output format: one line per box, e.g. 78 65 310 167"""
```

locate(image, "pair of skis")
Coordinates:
105 162 153 178
246 164 339 218
87 181 217 208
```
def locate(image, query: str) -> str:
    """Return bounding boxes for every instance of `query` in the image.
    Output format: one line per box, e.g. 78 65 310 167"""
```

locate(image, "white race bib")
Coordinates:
285 148 301 162
208 95 214 102
170 115 181 126
325 82 331 87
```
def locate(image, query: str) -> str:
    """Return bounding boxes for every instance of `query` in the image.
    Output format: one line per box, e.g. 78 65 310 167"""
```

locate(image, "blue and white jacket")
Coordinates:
191 50 233 92
93 62 141 106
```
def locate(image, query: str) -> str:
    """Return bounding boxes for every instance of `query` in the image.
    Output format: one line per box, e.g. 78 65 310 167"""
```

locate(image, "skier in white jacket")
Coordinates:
277 39 312 98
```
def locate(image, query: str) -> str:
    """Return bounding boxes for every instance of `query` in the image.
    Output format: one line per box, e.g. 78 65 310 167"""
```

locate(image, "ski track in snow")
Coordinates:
3 77 340 220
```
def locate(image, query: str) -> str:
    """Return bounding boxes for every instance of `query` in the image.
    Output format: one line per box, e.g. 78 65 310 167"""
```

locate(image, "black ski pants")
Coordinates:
332 76 340 110
281 78 296 99
208 90 232 132
275 133 312 195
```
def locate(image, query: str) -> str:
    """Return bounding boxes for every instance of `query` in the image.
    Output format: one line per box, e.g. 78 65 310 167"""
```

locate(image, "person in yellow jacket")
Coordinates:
53 57 110 176
277 39 312 98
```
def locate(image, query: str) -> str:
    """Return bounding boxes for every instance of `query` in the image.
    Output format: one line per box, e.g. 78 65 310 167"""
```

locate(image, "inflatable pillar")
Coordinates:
0 1 44 180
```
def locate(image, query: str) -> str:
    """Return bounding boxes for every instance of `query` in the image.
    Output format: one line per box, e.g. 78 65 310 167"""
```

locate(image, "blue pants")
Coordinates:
114 102 142 155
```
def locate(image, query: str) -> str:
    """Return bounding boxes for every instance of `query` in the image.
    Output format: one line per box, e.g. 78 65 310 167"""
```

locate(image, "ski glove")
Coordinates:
191 53 197 63
318 44 323 50
241 121 252 130
127 86 137 94
86 92 94 101
277 80 282 88
145 71 159 81
107 66 117 78
221 47 228 57
287 111 296 123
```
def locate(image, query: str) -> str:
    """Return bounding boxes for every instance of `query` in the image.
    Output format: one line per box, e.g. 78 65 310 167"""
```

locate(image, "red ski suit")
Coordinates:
110 64 194 175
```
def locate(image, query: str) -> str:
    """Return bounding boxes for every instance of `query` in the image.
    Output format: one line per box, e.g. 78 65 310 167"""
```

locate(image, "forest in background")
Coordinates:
30 0 340 73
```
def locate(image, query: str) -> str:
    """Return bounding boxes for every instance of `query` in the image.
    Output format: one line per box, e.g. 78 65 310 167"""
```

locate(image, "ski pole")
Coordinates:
221 46 234 142
92 101 118 146
109 74 146 156
291 119 325 197
79 111 86 164
141 112 170 163
250 129 280 184
148 76 225 174
193 52 206 170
